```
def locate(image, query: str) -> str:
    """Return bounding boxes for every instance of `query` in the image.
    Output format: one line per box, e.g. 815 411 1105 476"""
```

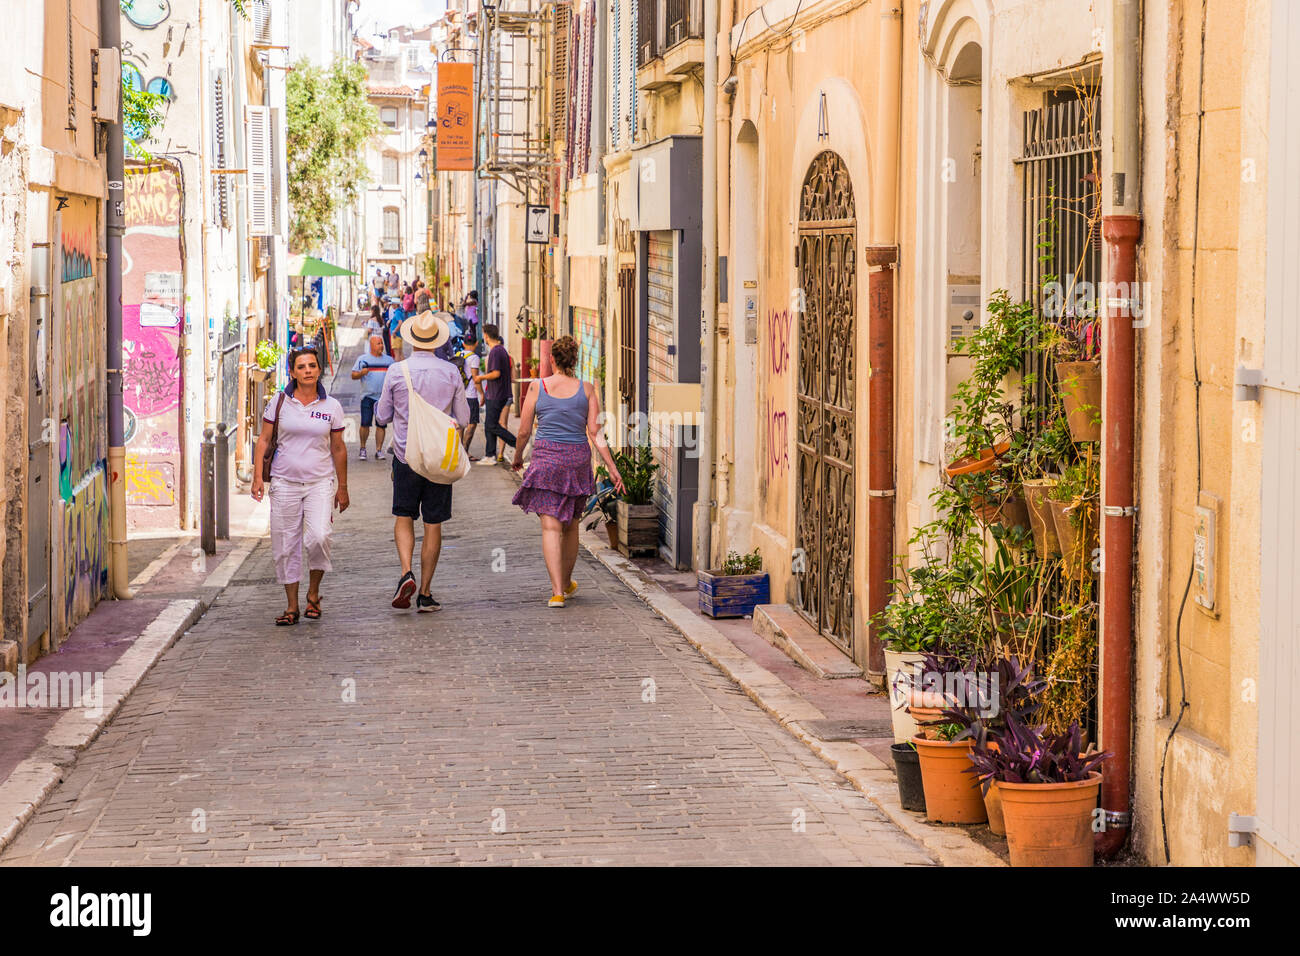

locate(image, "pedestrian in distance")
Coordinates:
458 330 485 460
474 323 517 465
251 348 349 626
511 335 624 608
388 293 407 361
351 333 393 460
375 310 471 612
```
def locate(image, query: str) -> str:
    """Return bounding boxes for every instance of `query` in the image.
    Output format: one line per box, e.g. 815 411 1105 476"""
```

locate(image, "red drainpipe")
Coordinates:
864 245 897 676
1096 214 1141 859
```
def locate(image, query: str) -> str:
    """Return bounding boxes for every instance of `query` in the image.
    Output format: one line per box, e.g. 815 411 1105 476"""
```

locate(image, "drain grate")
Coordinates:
801 718 894 741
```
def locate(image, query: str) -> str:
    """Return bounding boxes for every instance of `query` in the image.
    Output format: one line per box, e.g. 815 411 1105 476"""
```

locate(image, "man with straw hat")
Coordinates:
375 310 471 612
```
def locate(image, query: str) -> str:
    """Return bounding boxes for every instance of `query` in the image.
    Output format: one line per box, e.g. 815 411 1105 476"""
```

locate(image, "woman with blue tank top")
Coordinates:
512 335 625 607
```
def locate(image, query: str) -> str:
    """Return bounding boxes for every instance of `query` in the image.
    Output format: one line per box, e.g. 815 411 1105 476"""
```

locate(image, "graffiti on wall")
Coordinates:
122 6 189 148
57 197 108 635
123 163 184 523
765 308 793 479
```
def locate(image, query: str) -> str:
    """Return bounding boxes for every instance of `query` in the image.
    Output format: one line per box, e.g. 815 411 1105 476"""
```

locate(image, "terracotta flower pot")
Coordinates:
1057 360 1102 442
1049 498 1098 580
913 735 987 824
997 771 1103 866
907 687 952 740
972 490 1031 531
1023 478 1061 557
885 649 927 743
984 781 1006 836
945 440 1011 478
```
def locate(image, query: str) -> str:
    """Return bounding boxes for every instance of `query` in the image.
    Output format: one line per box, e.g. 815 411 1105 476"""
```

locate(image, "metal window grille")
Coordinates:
665 0 702 48
1017 86 1103 740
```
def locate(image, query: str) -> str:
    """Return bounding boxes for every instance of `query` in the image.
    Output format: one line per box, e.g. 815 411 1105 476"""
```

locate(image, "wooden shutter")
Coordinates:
270 105 286 237
246 105 272 236
212 68 230 228
611 0 622 150
552 1 571 146
251 0 273 45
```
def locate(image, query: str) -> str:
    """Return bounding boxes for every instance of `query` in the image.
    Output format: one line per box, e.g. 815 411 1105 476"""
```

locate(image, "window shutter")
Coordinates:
270 105 286 237
212 68 230 228
245 105 272 236
251 0 273 45
629 0 638 138
612 0 622 150
553 1 571 146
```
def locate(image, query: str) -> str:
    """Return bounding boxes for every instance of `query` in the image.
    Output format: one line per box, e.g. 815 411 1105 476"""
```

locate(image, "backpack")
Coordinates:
398 363 470 484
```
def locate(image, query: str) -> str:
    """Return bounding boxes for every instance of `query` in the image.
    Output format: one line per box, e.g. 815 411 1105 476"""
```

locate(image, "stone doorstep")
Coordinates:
579 529 1004 868
751 604 863 680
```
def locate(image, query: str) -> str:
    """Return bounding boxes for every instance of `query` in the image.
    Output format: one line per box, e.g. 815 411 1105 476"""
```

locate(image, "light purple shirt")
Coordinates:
263 386 345 482
376 349 471 464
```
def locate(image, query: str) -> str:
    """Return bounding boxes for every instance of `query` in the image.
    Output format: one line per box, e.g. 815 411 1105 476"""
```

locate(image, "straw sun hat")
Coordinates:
399 310 452 350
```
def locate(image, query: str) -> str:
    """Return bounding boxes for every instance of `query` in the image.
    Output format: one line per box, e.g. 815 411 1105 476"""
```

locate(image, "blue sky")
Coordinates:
355 0 448 35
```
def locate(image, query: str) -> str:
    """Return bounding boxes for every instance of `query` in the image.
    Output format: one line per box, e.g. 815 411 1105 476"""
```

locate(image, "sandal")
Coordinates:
275 610 300 626
304 597 322 620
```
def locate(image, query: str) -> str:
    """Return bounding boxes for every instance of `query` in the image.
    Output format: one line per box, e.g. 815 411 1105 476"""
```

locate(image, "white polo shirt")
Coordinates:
263 385 346 483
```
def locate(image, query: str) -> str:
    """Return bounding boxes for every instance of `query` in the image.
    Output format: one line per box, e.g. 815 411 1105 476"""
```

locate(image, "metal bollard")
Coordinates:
215 422 230 540
200 428 216 555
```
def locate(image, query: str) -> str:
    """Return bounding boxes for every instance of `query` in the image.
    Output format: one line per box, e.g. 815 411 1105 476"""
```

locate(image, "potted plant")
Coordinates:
910 650 989 824
252 339 283 383
890 741 926 813
614 444 659 557
1049 314 1102 442
698 549 769 619
969 715 1109 866
1049 454 1099 580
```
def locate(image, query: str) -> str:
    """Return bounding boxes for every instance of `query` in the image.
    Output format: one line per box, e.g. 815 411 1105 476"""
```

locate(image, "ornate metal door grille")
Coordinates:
794 150 856 654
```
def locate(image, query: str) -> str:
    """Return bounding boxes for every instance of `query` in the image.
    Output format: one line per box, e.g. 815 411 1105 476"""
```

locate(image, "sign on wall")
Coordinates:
436 63 474 171
526 205 551 244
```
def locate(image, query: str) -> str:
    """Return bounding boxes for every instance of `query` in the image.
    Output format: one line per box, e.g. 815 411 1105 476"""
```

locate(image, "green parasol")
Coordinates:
287 255 356 277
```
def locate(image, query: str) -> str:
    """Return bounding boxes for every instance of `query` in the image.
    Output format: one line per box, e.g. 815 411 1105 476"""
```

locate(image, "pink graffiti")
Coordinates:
123 306 182 418
768 309 792 375
766 396 790 478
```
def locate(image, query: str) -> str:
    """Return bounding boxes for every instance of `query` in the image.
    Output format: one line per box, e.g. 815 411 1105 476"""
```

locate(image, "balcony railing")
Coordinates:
380 237 402 254
638 0 660 69
665 0 702 49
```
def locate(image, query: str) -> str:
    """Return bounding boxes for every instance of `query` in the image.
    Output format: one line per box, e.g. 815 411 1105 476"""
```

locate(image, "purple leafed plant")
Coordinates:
967 714 1110 795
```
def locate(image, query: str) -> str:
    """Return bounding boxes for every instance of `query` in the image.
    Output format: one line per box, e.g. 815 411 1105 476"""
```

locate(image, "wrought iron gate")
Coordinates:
794 151 856 654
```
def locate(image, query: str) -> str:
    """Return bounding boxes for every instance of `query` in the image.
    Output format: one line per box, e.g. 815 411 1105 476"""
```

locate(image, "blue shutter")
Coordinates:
612 0 622 149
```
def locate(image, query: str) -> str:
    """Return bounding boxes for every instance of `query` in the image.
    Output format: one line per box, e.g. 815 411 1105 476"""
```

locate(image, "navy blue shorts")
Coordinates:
360 396 377 428
391 457 453 525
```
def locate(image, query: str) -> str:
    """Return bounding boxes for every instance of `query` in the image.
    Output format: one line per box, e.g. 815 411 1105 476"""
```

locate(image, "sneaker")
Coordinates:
417 593 441 613
375 449 386 460
392 571 417 609
564 580 578 599
547 594 565 608
359 448 367 461
475 458 496 466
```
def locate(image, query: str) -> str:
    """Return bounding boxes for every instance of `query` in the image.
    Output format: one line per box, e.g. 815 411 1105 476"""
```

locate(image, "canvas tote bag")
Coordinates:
399 363 470 484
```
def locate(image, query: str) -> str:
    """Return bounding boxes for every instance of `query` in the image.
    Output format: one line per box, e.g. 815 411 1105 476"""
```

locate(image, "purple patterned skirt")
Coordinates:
512 439 595 523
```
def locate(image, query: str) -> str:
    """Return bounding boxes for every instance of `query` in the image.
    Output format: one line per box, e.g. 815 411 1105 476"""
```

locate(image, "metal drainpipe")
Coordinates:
693 0 718 572
863 3 903 675
1097 0 1142 860
714 0 734 526
101 0 133 599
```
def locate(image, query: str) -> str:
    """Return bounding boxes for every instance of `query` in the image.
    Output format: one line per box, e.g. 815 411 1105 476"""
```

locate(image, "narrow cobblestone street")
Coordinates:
0 328 934 867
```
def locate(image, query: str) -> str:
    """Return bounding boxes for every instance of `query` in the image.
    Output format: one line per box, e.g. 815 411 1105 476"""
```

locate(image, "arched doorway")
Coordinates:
794 150 856 655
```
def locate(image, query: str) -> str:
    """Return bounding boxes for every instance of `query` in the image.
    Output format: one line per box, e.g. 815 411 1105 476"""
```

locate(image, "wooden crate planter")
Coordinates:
617 501 658 557
697 569 770 619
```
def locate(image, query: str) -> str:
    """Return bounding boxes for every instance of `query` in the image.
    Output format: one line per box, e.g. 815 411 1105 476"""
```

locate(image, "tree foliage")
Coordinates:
286 58 380 254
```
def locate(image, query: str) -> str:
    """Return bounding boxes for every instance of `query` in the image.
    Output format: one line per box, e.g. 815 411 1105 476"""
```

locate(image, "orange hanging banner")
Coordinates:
436 63 474 171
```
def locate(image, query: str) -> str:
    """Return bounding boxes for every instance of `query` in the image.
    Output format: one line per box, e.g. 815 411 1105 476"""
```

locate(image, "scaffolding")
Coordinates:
477 2 554 198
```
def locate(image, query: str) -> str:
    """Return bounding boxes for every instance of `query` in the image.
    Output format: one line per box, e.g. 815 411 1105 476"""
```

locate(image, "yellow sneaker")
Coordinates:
564 580 578 599
548 594 565 608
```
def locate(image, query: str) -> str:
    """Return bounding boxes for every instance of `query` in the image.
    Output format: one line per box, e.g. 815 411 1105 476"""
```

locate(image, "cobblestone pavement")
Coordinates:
0 331 935 867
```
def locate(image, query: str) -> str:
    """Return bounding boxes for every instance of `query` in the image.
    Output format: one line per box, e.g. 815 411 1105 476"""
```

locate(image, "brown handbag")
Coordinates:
261 392 287 483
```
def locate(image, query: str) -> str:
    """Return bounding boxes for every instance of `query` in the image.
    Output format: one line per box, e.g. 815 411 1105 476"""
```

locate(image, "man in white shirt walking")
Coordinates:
375 311 470 612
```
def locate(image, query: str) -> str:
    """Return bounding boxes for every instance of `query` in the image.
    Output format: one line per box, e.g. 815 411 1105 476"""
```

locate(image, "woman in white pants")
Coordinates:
251 349 350 626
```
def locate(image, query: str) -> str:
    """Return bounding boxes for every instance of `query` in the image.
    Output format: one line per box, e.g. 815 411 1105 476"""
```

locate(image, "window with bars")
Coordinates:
637 0 660 68
665 0 702 48
211 68 231 229
383 153 399 186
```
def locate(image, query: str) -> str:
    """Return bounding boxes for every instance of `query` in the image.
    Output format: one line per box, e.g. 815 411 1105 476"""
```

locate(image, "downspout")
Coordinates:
101 0 132 599
1097 0 1142 860
714 0 734 533
228 4 253 454
693 0 718 572
863 2 903 675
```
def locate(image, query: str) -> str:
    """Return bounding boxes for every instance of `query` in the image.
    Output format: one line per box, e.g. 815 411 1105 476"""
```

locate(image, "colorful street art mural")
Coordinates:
123 163 184 528
57 196 108 637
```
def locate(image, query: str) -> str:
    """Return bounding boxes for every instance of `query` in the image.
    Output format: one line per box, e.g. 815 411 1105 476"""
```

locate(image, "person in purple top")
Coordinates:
375 311 470 612
472 323 517 464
